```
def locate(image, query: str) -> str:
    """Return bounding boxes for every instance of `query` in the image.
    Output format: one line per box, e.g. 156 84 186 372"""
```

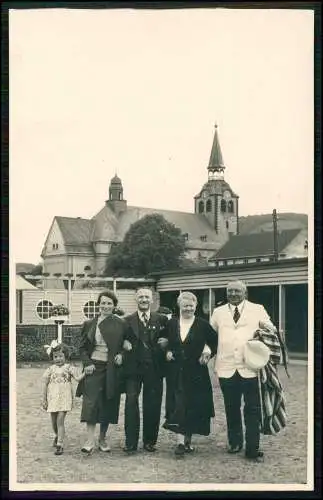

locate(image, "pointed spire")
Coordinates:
208 122 225 175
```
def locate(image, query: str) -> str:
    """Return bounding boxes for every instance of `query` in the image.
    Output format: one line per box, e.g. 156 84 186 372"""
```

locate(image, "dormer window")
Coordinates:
200 235 207 242
52 243 59 250
206 199 212 212
198 201 205 213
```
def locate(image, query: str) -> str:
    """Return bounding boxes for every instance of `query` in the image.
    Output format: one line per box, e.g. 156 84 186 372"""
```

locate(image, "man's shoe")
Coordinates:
228 444 243 454
184 444 195 453
143 443 156 452
245 450 264 462
123 446 137 454
174 444 185 458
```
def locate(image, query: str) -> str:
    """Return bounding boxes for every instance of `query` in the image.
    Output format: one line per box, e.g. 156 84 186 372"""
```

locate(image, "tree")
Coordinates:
104 214 186 277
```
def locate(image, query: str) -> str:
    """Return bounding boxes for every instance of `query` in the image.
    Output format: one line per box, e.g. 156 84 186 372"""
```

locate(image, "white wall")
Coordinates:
20 288 160 325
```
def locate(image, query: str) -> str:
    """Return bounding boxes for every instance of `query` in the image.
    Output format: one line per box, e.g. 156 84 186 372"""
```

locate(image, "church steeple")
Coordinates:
106 173 127 215
207 123 225 179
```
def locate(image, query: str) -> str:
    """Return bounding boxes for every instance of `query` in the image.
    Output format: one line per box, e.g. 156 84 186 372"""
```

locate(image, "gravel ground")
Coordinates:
13 363 309 487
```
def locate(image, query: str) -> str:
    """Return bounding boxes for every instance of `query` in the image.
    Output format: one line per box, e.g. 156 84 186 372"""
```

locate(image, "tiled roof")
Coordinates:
213 229 301 260
56 217 93 246
115 206 219 243
91 206 119 241
239 213 308 234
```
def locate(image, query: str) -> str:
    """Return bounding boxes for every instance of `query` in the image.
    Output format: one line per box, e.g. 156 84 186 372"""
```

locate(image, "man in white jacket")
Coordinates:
210 280 275 462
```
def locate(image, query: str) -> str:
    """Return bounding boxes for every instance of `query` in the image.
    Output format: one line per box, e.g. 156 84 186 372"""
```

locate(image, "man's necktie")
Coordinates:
233 306 240 324
142 312 148 327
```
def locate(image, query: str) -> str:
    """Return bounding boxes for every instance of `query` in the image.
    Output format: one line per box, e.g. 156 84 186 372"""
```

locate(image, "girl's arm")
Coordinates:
41 369 50 409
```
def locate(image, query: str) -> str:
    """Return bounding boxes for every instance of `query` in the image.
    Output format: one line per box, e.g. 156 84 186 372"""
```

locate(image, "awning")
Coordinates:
16 275 38 290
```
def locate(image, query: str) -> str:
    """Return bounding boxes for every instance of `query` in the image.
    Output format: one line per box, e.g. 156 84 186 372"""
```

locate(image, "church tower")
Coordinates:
105 174 127 215
194 123 239 239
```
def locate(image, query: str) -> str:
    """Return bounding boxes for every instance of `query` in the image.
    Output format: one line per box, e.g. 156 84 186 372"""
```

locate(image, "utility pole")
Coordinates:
273 209 278 262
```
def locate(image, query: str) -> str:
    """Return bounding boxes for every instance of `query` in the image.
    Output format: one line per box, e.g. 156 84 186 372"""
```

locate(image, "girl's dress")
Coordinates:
43 363 80 413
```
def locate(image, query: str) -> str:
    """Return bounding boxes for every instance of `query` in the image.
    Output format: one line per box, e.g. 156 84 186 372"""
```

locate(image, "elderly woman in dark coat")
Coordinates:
76 290 135 454
163 291 218 457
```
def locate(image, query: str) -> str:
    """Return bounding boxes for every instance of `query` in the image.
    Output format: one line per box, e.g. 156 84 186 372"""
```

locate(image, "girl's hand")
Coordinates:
41 399 48 410
84 364 96 375
123 340 132 351
166 351 175 362
114 354 123 366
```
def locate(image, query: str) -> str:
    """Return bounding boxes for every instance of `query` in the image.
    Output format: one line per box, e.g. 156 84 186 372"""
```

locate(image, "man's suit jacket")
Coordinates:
76 314 135 398
123 311 169 377
210 300 274 379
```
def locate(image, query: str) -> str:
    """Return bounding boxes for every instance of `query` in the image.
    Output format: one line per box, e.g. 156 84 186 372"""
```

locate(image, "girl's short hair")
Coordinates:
49 342 70 361
97 289 118 307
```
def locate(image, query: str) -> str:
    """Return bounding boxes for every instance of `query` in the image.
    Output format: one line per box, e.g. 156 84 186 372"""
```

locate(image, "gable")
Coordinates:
41 218 67 258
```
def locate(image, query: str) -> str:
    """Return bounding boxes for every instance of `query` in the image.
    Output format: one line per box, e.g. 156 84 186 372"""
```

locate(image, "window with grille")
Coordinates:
36 300 53 320
83 300 99 319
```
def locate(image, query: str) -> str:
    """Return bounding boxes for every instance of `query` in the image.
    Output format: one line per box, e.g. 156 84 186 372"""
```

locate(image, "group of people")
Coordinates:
42 281 285 462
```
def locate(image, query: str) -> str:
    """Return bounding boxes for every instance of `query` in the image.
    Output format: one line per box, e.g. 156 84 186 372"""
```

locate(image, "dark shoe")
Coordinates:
184 444 195 453
245 450 264 462
228 444 243 454
174 444 185 458
123 446 137 454
143 443 156 452
55 445 64 455
81 446 94 455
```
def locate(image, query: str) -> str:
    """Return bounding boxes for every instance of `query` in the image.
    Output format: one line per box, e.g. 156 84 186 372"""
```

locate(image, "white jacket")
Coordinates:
210 300 274 379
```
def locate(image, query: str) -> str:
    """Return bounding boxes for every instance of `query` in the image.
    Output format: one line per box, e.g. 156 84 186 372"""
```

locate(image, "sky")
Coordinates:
9 7 314 265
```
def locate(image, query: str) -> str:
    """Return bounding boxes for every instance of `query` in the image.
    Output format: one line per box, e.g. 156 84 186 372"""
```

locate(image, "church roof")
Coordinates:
56 216 93 246
115 206 219 243
238 213 308 234
212 229 301 260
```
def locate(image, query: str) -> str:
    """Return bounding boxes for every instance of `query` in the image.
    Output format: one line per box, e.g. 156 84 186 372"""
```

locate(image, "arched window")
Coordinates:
206 199 212 212
198 201 204 213
227 200 234 213
83 300 100 319
221 199 227 212
36 299 53 320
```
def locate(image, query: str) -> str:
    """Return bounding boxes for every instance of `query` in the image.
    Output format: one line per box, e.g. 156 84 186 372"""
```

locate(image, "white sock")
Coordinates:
177 434 185 445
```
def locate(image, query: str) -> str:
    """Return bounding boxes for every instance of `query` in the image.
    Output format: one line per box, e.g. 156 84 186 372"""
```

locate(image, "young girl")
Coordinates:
41 340 85 455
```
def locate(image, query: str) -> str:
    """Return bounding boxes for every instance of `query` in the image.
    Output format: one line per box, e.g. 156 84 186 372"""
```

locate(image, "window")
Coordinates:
228 200 234 213
225 221 229 229
200 235 207 242
36 299 53 320
182 233 189 241
220 200 227 212
206 199 212 212
304 240 308 250
52 243 59 250
83 300 100 319
198 201 204 213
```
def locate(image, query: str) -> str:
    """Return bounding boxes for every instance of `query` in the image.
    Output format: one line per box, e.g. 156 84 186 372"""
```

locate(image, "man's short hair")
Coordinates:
135 287 153 298
226 280 247 294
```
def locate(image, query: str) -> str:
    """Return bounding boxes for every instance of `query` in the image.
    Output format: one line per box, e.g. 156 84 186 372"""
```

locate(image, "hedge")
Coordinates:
16 324 82 362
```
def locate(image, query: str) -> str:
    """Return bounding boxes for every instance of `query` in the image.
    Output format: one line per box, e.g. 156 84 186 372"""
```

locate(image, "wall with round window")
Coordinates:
36 299 53 320
83 300 99 319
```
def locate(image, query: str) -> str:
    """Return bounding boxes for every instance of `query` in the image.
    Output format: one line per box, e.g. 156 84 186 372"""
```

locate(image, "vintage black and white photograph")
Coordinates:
9 5 314 492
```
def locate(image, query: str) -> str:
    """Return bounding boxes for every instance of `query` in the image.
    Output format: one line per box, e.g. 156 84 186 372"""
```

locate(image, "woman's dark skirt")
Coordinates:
163 362 214 436
80 361 121 425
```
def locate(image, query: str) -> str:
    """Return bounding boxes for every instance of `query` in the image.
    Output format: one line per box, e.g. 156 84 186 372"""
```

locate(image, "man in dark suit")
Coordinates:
122 288 169 453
